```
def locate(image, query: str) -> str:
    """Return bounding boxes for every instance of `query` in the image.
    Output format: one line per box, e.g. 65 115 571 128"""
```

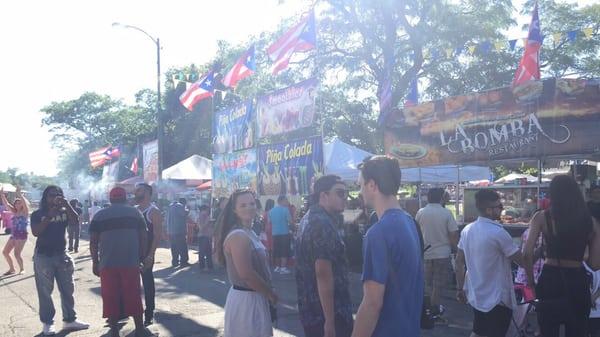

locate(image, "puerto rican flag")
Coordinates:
129 156 139 175
222 45 256 88
89 146 120 168
377 75 393 127
513 3 542 86
179 71 215 111
267 10 316 75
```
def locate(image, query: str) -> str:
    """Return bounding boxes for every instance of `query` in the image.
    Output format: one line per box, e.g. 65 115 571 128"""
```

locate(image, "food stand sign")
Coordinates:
143 139 159 184
257 136 323 197
212 100 255 154
212 149 258 199
256 78 318 138
384 78 600 167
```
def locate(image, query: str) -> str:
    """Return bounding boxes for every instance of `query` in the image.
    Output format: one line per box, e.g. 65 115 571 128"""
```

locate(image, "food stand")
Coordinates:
383 78 600 236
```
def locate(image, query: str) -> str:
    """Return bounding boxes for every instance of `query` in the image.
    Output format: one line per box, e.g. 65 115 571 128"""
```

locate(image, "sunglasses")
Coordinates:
329 188 349 199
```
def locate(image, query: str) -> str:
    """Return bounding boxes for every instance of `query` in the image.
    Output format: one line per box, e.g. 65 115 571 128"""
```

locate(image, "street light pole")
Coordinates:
112 22 163 183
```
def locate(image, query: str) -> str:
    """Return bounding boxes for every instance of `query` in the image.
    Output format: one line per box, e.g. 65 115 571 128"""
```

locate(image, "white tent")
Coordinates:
401 165 492 183
162 155 212 180
0 182 17 192
494 173 547 184
324 138 373 181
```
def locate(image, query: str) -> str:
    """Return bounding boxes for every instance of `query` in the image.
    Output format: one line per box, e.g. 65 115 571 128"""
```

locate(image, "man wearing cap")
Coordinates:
295 175 353 337
90 187 153 337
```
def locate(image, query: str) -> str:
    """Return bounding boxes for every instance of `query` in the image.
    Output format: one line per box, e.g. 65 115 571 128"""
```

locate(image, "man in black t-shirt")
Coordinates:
31 186 90 336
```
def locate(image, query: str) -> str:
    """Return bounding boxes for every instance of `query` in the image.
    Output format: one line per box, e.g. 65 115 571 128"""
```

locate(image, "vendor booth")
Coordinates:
162 155 212 181
323 138 373 181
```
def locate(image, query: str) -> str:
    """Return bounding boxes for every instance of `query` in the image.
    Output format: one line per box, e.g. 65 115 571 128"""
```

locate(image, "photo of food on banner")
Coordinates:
212 149 258 199
212 100 255 154
383 78 600 168
258 137 323 198
256 78 318 138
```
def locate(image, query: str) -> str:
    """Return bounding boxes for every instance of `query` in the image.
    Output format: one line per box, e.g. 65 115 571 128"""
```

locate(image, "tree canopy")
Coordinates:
41 0 600 180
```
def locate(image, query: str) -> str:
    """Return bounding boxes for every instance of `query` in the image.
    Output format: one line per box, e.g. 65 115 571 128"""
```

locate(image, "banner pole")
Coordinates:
537 159 543 209
456 165 461 220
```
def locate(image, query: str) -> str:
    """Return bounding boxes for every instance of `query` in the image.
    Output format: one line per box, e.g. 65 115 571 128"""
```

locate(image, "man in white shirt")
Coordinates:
455 189 524 337
416 188 458 315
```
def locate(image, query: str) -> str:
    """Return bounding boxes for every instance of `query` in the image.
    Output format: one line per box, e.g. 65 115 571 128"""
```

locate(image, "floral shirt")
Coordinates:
294 205 353 326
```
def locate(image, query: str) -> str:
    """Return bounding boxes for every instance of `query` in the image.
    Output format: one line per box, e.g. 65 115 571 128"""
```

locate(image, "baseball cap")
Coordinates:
109 187 127 203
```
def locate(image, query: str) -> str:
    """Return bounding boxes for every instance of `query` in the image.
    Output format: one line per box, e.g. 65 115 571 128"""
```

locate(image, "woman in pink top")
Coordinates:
1 187 30 275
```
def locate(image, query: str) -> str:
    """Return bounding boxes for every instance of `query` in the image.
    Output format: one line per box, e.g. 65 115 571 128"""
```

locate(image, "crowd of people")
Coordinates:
1 156 600 337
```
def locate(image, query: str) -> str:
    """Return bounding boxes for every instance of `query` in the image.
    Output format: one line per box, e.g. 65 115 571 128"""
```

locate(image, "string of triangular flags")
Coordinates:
423 26 595 60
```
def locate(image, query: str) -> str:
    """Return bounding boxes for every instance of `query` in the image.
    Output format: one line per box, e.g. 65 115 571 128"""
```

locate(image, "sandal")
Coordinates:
2 270 15 276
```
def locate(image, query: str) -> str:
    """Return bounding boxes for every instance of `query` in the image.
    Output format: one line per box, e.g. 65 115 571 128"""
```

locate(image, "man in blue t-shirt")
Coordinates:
269 195 293 274
166 198 190 268
352 156 424 337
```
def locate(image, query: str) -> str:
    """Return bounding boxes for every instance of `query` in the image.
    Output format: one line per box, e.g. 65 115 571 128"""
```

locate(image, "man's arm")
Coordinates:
138 218 149 260
315 259 336 337
149 208 163 256
31 211 55 237
455 248 467 303
351 280 385 337
448 230 459 252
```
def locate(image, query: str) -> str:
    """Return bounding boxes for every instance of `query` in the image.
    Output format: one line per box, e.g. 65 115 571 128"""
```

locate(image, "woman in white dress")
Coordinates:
215 189 278 337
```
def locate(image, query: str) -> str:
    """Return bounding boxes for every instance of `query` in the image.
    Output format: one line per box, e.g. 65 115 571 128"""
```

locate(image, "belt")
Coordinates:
233 285 254 292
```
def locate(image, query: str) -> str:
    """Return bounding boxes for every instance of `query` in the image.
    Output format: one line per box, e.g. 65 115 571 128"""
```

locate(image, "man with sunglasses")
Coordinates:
454 189 524 337
295 175 353 337
30 185 90 335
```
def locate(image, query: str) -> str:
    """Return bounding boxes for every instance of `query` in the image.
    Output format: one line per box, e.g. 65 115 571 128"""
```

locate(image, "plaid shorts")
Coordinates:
424 258 450 298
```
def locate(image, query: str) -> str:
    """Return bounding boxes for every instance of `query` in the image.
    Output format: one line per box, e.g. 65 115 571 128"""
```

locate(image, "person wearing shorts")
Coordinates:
1 187 30 275
455 189 525 337
90 187 153 337
269 195 293 274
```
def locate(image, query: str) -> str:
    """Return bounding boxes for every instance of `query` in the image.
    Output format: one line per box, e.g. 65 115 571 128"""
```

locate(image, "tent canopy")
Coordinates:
0 182 17 192
495 173 549 184
162 155 212 180
324 138 373 181
196 180 212 191
401 165 492 184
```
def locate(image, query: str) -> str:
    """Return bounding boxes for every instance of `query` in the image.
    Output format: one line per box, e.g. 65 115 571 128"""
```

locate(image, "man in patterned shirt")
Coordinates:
295 175 353 337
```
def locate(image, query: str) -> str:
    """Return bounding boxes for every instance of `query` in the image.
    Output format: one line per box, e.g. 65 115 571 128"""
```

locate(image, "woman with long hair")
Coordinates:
215 190 278 337
1 186 30 275
524 175 600 337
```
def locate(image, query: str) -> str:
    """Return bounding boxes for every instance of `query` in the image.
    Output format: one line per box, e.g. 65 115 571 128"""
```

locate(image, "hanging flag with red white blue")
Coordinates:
179 71 215 111
89 146 120 168
267 10 316 75
222 45 256 88
377 74 393 127
513 3 542 86
129 156 139 175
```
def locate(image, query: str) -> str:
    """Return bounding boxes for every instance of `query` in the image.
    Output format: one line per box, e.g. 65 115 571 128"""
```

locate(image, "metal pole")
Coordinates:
456 165 461 220
156 38 163 184
537 159 542 209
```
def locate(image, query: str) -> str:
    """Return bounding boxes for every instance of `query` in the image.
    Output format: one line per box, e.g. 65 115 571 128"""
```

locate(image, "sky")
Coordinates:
0 0 595 177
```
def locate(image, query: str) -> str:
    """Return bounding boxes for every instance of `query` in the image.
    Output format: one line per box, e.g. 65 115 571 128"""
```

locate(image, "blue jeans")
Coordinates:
169 233 188 266
33 252 77 324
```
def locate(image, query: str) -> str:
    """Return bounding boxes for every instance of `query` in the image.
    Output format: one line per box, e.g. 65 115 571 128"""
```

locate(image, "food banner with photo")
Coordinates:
212 149 258 199
258 136 323 197
143 140 159 184
256 78 318 138
212 100 255 154
384 78 600 167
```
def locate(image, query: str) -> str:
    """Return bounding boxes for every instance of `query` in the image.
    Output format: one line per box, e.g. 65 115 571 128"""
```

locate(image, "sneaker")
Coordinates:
42 323 56 335
280 267 291 275
274 267 281 273
63 320 90 331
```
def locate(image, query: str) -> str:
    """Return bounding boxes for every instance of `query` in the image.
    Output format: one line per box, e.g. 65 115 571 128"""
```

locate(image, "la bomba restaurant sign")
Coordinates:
384 78 600 167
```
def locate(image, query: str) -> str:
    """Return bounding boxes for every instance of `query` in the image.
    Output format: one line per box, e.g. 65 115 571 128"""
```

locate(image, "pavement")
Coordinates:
0 232 476 337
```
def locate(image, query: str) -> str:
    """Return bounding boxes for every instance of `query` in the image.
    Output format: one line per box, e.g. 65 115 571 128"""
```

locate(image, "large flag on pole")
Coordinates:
404 77 419 107
512 3 542 86
129 157 139 175
179 71 215 111
222 45 256 88
267 10 316 75
377 71 393 127
89 146 120 168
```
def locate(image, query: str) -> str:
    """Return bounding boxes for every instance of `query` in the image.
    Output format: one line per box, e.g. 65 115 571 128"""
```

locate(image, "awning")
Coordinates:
162 155 212 180
0 182 17 192
196 180 212 191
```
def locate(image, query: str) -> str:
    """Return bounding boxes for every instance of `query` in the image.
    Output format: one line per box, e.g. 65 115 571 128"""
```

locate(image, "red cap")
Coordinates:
109 187 127 203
